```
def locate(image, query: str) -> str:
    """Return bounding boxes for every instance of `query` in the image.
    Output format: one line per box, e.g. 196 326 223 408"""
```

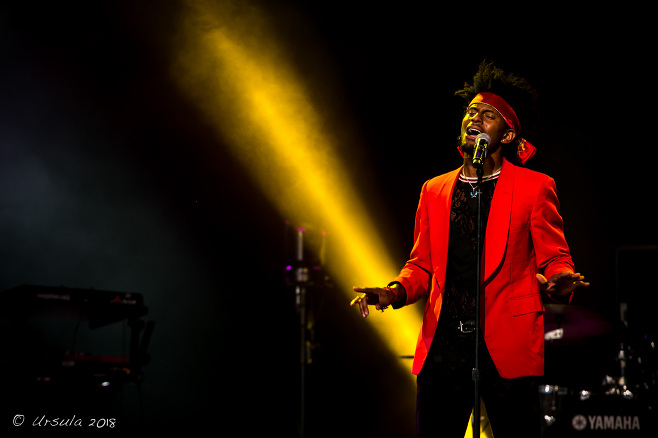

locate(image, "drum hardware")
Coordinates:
579 390 591 401
613 343 634 399
540 384 569 428
602 342 644 400
541 334 657 435
543 304 612 346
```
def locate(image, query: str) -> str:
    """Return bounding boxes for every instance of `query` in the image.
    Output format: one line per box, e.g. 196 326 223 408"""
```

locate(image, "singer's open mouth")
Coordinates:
465 126 482 141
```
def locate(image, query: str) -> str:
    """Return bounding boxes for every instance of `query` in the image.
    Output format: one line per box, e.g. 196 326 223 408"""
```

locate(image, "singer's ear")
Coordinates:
501 129 516 144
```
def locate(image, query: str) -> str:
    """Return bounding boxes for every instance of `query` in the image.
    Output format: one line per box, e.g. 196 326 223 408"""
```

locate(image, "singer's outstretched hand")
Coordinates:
350 286 395 317
536 272 589 296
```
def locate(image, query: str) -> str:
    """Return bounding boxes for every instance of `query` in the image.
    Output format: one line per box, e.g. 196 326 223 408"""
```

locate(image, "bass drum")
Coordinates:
541 388 656 437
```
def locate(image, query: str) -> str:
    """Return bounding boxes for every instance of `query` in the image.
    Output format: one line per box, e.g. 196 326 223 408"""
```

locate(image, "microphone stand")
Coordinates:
284 223 328 438
472 164 483 438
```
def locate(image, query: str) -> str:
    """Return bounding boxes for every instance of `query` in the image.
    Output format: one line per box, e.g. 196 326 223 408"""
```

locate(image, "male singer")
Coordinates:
351 61 589 437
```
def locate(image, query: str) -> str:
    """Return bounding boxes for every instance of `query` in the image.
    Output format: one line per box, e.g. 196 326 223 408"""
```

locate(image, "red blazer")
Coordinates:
394 159 574 379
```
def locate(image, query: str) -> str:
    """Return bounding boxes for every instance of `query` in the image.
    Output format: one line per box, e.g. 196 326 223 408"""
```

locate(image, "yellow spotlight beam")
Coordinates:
172 1 420 378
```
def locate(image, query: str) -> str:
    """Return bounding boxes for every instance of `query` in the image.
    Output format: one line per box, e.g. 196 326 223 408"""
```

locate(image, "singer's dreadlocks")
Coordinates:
455 60 539 163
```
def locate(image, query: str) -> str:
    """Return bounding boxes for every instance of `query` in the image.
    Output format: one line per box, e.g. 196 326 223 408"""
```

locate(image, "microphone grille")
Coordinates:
475 133 491 144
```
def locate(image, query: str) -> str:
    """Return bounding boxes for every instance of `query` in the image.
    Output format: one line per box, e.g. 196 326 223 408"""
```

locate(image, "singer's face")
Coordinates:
459 103 510 153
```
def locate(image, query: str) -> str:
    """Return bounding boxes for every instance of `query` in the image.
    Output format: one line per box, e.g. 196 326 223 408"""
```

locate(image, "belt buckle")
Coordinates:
459 320 475 334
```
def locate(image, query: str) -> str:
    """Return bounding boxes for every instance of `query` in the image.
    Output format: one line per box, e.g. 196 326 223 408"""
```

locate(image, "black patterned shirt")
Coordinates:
441 172 498 322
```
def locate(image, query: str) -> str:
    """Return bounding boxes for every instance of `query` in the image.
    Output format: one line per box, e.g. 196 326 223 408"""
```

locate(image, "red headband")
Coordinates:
467 92 536 165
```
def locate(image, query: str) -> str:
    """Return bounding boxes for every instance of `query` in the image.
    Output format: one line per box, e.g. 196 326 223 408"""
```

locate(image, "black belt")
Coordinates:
441 319 476 334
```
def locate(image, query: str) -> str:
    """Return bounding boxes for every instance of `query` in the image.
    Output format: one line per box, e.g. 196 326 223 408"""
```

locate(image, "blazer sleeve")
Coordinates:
393 180 434 306
530 176 575 279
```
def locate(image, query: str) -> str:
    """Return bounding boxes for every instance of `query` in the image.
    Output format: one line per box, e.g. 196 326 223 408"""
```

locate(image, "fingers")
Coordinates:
572 272 590 288
561 272 590 288
349 294 362 307
568 272 584 280
537 271 591 296
350 292 370 318
360 295 369 317
351 286 386 318
538 272 589 285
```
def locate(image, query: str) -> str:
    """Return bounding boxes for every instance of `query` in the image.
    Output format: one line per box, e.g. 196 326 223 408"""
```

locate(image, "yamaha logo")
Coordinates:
572 414 641 431
572 415 587 431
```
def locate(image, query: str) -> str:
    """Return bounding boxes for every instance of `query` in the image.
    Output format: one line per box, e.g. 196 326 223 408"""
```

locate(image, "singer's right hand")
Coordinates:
350 286 395 317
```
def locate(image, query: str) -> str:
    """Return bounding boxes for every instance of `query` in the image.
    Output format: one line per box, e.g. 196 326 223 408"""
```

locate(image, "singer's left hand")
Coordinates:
536 272 589 296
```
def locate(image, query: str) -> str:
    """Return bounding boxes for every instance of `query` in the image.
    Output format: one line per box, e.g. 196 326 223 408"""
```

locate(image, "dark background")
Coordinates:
1 1 656 436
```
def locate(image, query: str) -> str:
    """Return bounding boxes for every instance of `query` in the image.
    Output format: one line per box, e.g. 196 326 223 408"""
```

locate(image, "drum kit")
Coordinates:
540 304 656 437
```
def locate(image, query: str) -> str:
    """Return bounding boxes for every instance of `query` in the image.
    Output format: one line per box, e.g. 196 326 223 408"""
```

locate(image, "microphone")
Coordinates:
472 133 491 169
